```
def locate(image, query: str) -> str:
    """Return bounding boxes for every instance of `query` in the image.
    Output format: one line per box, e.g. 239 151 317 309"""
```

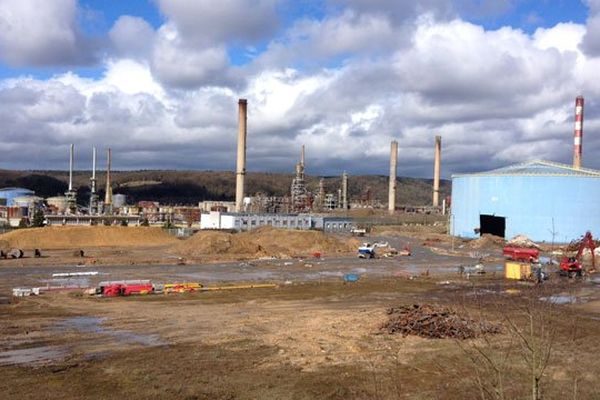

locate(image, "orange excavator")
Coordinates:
560 231 596 277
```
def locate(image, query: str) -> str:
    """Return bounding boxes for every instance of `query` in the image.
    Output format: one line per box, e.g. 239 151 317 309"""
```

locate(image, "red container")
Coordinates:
503 246 539 262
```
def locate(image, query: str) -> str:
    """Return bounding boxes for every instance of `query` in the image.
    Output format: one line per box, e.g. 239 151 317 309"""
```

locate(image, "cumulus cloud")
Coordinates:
0 0 98 66
151 24 235 88
156 0 280 46
1 1 600 178
109 16 155 60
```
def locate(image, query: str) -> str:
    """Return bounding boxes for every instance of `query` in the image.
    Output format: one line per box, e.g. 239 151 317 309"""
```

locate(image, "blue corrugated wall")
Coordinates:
451 175 600 242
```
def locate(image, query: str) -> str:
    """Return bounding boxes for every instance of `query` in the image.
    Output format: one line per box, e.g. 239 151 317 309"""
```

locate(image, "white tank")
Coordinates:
13 196 43 207
46 196 68 212
113 194 127 208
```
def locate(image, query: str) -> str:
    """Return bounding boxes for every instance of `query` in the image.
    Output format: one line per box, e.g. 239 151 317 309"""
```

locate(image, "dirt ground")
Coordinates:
2 226 600 399
2 277 600 399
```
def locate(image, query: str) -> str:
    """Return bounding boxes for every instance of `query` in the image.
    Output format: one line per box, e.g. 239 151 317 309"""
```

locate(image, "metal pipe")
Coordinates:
105 148 112 206
433 135 441 207
342 172 348 210
92 147 96 180
388 140 398 214
235 99 247 212
69 144 74 191
573 95 584 169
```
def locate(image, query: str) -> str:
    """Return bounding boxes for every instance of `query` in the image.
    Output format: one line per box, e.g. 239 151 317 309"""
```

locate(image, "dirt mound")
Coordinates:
175 226 360 259
466 234 505 249
0 226 177 250
380 304 501 339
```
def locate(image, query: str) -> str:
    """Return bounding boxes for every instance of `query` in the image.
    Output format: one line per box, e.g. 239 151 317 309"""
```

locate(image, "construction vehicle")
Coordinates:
503 246 539 262
560 231 596 277
358 242 388 258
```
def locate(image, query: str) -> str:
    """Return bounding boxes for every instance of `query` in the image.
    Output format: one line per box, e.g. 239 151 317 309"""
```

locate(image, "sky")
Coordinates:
0 0 599 178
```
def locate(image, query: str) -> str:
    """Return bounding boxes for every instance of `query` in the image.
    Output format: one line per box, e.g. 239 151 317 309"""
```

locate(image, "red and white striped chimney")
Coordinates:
573 95 584 169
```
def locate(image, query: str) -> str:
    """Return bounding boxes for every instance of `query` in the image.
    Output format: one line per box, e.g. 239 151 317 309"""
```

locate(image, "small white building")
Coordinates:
200 212 313 231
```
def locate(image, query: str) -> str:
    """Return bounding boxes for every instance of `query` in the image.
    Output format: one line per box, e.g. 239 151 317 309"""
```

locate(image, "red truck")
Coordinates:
503 246 539 262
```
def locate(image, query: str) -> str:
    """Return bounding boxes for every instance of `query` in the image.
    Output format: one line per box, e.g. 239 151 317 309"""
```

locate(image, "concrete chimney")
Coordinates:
342 172 348 210
433 135 442 207
105 148 113 208
318 178 325 211
235 99 247 212
388 140 398 214
573 95 584 169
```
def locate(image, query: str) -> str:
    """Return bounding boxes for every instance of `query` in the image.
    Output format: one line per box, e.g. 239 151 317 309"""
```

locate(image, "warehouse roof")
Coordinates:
452 160 600 178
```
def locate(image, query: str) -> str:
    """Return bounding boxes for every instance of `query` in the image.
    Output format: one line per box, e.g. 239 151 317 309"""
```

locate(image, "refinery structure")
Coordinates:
0 95 595 241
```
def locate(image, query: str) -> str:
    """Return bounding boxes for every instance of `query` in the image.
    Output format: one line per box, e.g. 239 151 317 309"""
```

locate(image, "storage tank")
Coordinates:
46 196 69 213
12 195 43 208
113 194 127 208
0 187 35 206
451 160 600 242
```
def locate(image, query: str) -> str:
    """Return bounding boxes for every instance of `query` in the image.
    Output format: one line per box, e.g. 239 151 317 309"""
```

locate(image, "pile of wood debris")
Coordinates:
380 304 501 340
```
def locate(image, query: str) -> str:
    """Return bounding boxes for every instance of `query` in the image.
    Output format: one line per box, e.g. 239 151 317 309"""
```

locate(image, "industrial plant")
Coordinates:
2 95 595 245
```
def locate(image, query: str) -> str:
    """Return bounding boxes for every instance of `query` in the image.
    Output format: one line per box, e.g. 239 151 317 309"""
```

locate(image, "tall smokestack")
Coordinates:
235 99 247 212
318 178 325 211
301 145 305 168
388 140 398 214
69 143 74 191
573 95 584 169
342 172 348 210
105 148 113 208
433 135 442 207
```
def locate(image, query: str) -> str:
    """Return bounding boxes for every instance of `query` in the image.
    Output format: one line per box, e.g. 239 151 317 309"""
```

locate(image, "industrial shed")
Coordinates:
451 160 600 243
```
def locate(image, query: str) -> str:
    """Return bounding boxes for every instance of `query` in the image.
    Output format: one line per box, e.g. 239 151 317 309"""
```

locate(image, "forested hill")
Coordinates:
0 170 451 206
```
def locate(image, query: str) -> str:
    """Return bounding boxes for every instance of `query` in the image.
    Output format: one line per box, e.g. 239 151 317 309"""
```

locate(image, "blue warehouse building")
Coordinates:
451 160 600 243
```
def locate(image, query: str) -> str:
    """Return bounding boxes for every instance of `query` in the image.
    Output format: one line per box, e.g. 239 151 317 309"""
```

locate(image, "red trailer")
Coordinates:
97 280 153 297
503 246 539 262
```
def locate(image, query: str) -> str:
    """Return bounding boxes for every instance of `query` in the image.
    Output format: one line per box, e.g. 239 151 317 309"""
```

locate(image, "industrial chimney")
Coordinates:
104 148 113 214
433 136 442 207
89 147 98 215
235 99 248 212
65 144 77 214
573 95 584 169
388 141 398 214
342 172 348 210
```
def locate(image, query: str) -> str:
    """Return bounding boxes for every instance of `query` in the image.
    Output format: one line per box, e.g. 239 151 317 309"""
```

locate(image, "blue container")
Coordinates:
344 273 360 282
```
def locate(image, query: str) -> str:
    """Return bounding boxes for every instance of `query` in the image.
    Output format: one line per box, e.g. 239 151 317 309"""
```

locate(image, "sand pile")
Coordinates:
466 234 505 249
175 227 360 259
0 226 177 250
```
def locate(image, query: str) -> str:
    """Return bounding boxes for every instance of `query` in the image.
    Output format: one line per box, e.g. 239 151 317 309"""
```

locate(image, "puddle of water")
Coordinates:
540 295 579 305
56 316 166 347
0 345 69 366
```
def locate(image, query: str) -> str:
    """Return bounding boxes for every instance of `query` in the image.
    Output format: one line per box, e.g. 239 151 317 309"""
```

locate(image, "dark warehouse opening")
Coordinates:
479 214 505 238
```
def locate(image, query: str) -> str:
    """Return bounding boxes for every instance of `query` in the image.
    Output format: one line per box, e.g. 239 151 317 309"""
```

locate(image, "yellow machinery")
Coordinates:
164 282 203 293
504 261 532 280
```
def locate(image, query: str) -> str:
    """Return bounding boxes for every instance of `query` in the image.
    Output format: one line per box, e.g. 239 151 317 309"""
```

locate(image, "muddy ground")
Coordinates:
2 232 600 399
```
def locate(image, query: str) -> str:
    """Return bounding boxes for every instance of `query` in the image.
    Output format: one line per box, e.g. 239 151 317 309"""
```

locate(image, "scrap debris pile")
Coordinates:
507 234 540 249
380 304 501 339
